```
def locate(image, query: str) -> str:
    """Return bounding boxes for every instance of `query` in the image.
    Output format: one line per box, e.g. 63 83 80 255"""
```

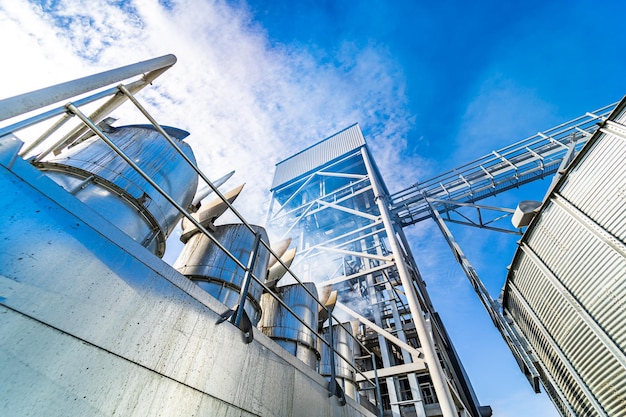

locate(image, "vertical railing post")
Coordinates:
327 311 338 397
232 231 262 327
371 353 384 417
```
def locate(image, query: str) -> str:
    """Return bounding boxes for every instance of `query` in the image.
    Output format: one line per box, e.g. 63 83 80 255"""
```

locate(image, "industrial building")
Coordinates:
265 125 489 417
0 55 378 417
0 54 624 417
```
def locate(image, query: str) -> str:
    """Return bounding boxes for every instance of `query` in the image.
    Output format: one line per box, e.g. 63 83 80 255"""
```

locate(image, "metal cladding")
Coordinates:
271 124 365 190
174 224 270 325
38 125 198 257
259 282 320 369
503 99 626 417
320 323 358 400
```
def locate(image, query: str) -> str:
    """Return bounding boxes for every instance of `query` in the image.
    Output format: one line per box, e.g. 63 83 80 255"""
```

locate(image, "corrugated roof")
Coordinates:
271 124 365 190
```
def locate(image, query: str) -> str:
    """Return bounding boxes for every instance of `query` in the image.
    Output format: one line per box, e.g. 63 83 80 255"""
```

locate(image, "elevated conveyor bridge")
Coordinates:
390 103 617 226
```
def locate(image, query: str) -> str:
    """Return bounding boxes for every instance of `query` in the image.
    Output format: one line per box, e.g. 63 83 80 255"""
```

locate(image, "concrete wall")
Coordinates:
0 139 375 417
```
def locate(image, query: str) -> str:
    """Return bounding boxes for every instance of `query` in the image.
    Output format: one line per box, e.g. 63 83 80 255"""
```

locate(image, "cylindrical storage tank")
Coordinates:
38 125 198 257
320 323 358 400
174 224 270 325
502 100 626 416
259 283 320 369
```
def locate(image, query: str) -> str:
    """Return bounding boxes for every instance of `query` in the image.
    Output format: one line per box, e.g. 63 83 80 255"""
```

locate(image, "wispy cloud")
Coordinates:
0 2 595 415
1 0 415 227
451 74 557 164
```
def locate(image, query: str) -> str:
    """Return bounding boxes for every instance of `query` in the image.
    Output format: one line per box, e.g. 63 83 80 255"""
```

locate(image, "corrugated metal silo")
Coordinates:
502 98 626 417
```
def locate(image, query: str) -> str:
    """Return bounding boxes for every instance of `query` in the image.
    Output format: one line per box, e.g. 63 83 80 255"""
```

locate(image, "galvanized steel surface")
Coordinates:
39 125 198 257
174 223 270 324
271 124 365 190
0 148 374 417
320 323 358 399
503 99 626 417
259 283 320 369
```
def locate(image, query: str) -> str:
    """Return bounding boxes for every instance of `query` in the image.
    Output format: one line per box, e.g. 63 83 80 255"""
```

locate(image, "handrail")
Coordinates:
390 102 617 226
0 56 384 413
0 54 176 122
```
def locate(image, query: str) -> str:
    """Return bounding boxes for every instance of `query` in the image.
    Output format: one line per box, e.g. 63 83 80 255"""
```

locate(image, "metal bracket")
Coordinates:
327 378 346 406
216 308 254 344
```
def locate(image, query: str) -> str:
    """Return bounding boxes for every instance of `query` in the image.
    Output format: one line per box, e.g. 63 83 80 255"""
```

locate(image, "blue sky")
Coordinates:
236 2 626 415
2 0 626 416
241 0 626 169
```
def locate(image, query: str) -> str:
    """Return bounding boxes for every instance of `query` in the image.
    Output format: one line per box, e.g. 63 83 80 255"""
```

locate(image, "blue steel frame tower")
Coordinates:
266 125 487 417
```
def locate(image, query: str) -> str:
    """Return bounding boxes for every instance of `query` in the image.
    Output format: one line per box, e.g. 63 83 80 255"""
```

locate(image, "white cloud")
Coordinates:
0 0 415 258
452 74 557 164
0 2 91 92
0 3 569 415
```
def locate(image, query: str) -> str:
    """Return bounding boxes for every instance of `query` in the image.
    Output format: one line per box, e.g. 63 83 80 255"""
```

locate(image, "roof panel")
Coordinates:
271 124 365 190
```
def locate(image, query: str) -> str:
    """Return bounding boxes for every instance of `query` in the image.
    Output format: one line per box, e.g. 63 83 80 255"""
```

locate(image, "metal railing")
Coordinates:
0 55 386 416
390 102 617 226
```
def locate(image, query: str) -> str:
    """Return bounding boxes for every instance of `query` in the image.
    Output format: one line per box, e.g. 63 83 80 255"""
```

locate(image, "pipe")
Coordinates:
0 54 177 122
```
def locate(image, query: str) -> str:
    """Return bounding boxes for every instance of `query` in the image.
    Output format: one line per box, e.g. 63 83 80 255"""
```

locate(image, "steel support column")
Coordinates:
360 146 458 417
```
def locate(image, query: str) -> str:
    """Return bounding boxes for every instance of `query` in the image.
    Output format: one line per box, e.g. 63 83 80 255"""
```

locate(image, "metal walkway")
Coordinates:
390 103 617 226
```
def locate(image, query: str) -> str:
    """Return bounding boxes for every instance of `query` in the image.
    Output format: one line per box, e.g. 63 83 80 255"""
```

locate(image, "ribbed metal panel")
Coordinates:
527 204 626 349
511 243 623 416
505 288 589 416
559 133 626 242
503 99 626 417
271 124 365 190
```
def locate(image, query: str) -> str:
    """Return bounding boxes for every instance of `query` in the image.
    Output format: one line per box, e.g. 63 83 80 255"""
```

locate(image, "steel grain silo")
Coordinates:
258 282 320 369
502 98 626 417
174 223 271 325
38 125 198 257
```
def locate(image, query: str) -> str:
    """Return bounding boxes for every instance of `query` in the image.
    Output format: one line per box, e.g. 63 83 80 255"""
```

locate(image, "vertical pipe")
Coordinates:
233 232 262 327
327 312 338 397
360 146 457 417
372 353 384 417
